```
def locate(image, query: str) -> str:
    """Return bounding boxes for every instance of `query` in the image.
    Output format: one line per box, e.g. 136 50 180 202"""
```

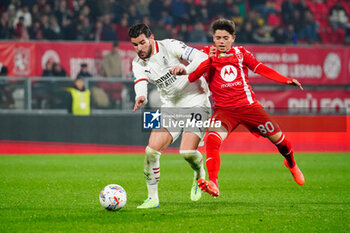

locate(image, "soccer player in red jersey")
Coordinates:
186 18 305 197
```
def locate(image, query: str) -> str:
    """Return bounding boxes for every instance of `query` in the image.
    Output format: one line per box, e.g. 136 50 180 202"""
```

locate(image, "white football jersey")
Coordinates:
132 39 210 108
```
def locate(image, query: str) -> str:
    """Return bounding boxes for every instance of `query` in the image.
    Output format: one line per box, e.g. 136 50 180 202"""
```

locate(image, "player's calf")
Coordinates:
206 131 223 185
180 150 205 180
142 146 161 205
273 133 295 168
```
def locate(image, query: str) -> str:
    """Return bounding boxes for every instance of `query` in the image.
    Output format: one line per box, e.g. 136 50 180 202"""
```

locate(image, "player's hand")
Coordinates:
169 65 187 76
287 79 303 90
209 46 217 58
133 96 146 112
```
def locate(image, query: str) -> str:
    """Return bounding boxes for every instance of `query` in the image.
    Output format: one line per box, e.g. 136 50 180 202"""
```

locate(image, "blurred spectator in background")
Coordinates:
137 0 150 18
0 12 12 39
77 63 92 78
329 1 349 31
127 5 142 25
77 16 92 40
160 11 174 27
7 4 17 31
235 21 256 44
171 0 189 25
271 25 288 44
102 42 123 78
40 14 51 39
55 0 72 27
30 3 40 23
176 23 189 42
53 63 67 77
28 20 43 40
0 65 15 109
16 16 29 40
284 24 298 45
115 16 129 41
281 0 295 25
61 18 75 40
42 60 54 76
188 21 207 43
250 0 277 20
47 16 61 40
152 20 172 40
149 0 163 22
101 14 117 41
231 5 244 27
298 10 319 43
294 0 310 18
66 76 91 115
253 26 274 44
14 4 32 27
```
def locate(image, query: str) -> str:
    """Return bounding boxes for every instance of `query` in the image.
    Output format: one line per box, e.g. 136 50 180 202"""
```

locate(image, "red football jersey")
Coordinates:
201 46 261 108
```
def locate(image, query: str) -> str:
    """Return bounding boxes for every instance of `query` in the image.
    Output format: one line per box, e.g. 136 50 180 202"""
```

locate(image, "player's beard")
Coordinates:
138 46 152 59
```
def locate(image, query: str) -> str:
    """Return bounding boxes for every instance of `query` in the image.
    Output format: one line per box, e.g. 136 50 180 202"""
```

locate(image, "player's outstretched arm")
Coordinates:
255 63 303 90
187 58 212 82
133 96 146 112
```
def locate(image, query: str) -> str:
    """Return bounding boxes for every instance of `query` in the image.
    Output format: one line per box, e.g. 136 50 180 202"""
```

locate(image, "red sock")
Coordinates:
206 132 222 186
274 134 295 168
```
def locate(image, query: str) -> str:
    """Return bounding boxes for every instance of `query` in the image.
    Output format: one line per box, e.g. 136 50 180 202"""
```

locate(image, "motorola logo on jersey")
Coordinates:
220 65 237 82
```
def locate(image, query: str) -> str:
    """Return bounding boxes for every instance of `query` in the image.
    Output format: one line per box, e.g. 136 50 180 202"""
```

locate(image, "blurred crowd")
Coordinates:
0 0 349 45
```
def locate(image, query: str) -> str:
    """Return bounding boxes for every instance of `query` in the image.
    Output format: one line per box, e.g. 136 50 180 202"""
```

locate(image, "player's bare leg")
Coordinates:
198 125 228 197
268 132 305 185
179 132 205 201
137 128 172 209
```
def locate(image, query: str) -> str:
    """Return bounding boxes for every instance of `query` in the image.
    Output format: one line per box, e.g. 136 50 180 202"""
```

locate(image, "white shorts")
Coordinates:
160 106 211 143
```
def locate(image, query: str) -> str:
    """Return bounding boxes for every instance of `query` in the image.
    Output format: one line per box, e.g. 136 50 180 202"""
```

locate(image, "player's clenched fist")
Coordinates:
209 46 217 58
169 65 187 76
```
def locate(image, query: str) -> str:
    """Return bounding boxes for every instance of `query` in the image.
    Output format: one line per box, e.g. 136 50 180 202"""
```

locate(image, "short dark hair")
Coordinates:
75 76 84 81
128 23 152 38
212 18 236 35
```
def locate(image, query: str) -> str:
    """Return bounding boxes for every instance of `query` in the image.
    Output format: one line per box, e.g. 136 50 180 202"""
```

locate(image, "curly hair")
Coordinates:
212 18 236 35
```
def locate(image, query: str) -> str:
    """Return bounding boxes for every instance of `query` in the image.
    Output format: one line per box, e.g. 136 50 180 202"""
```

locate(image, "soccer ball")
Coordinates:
99 184 127 211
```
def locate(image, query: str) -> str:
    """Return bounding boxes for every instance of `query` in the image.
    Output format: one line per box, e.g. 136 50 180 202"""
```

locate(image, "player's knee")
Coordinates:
269 131 283 143
145 146 161 162
180 150 202 169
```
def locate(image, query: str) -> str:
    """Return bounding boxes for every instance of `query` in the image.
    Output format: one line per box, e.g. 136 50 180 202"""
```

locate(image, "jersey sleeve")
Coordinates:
165 39 208 74
241 47 261 72
133 61 149 84
132 61 148 100
188 58 211 82
254 63 293 84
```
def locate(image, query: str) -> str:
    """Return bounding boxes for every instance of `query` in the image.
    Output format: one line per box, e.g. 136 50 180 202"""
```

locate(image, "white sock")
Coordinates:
147 184 159 201
180 150 205 180
145 146 161 202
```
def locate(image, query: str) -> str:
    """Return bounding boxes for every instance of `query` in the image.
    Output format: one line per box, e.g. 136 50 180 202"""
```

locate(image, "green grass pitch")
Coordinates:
1 153 349 233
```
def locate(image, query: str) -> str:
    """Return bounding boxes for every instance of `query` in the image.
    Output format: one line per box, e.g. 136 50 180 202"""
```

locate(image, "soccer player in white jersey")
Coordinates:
129 23 211 209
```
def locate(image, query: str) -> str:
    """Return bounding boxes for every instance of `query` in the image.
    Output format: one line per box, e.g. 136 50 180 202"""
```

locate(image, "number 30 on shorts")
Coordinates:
257 121 275 134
